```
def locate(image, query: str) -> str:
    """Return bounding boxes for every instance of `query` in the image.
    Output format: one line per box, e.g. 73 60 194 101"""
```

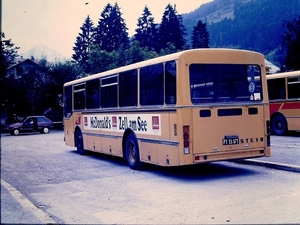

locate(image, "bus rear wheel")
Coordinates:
125 133 144 170
75 130 86 155
271 114 287 136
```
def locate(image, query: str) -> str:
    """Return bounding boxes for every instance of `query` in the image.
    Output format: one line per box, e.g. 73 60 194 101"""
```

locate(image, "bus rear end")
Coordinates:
179 49 270 164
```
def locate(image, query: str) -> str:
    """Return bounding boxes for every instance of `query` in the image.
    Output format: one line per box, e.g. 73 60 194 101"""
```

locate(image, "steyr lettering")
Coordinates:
240 137 264 144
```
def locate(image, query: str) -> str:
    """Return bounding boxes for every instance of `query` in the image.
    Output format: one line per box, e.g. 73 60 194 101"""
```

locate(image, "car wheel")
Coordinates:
12 129 20 136
42 127 50 134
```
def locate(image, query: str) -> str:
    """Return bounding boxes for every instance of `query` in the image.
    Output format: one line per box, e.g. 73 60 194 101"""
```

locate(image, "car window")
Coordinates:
37 117 48 123
24 118 33 124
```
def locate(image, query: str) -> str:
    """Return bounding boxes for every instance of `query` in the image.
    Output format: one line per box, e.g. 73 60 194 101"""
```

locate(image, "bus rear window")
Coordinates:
189 64 262 104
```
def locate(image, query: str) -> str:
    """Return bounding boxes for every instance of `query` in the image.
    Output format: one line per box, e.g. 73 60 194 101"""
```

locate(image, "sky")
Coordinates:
2 0 212 59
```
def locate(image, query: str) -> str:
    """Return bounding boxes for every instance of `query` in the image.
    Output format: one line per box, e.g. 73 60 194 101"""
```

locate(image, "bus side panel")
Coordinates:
140 141 158 164
139 110 180 166
100 136 122 156
64 116 75 147
140 143 180 166
85 132 123 156
86 134 98 152
279 102 300 131
157 145 180 166
288 117 300 131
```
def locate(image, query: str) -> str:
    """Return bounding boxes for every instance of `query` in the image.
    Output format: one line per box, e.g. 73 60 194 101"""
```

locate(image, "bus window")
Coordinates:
247 65 262 101
267 78 286 100
64 85 72 118
288 76 300 99
140 64 164 106
189 64 262 104
101 75 118 108
86 79 100 109
74 83 85 110
165 61 177 105
119 70 138 107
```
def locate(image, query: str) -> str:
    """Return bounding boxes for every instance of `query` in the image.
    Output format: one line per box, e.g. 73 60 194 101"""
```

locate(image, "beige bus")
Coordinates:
267 70 300 135
63 48 271 170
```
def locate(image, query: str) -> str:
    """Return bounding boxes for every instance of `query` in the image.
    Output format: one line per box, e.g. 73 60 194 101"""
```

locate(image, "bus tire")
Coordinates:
75 130 86 155
125 133 144 170
271 114 287 136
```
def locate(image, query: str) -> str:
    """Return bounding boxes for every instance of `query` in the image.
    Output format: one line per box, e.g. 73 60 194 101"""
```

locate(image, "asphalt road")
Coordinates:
1 130 300 224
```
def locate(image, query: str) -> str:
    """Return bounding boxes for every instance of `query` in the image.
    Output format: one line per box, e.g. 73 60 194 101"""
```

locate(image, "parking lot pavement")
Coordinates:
1 177 57 224
1 131 299 224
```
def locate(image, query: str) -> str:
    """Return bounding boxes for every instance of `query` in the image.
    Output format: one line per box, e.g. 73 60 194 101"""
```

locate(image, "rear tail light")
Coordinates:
183 125 190 154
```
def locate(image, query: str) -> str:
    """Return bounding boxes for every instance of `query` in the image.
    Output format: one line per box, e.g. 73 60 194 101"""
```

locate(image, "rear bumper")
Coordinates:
193 148 268 163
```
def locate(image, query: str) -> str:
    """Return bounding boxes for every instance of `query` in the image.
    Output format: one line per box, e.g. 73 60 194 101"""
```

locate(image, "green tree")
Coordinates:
88 45 119 74
282 16 300 70
159 42 177 55
95 3 130 52
133 6 158 50
124 41 147 65
72 15 95 73
1 76 31 122
49 60 84 88
191 20 210 48
1 33 20 123
1 32 19 71
157 4 187 52
46 60 85 115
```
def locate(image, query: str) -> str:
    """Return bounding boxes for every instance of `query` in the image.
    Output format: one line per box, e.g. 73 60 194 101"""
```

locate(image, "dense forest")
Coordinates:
183 0 300 66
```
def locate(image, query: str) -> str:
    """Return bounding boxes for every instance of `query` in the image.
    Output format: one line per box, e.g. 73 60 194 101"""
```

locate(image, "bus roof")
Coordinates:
64 48 262 87
266 70 300 80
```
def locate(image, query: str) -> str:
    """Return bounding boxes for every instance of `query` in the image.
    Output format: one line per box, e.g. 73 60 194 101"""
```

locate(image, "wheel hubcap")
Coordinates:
276 121 283 130
129 142 136 162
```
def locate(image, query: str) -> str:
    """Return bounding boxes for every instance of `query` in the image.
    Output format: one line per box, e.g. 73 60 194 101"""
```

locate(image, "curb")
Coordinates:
235 159 300 173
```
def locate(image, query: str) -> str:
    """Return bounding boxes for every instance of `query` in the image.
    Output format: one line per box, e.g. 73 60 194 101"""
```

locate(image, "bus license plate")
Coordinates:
222 136 239 145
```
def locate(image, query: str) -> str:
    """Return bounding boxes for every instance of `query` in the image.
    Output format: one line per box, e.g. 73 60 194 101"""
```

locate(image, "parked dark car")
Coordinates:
7 116 54 135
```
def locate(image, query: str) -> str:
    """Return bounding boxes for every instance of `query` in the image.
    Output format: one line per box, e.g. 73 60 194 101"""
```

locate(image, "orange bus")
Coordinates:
63 48 271 170
267 71 300 135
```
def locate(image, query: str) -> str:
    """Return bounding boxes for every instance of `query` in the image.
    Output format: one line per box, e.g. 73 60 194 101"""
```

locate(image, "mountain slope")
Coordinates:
183 0 300 66
21 45 64 62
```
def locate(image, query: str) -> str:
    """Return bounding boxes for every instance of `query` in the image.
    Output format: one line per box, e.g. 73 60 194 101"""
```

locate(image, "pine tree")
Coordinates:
133 6 158 50
72 15 95 73
95 3 130 52
157 4 187 53
1 32 20 69
1 33 20 120
191 20 210 48
282 16 300 70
